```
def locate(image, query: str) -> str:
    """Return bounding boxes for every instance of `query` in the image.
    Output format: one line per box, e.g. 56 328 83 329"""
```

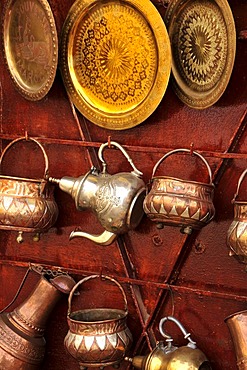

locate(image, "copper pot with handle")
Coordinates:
143 149 215 234
64 274 133 369
0 137 58 243
227 169 247 264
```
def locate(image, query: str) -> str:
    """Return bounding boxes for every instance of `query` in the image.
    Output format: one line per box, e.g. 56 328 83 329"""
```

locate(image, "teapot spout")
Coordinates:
69 229 117 246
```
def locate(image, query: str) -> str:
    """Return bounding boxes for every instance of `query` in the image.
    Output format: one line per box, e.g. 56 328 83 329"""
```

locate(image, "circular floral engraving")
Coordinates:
173 1 227 92
71 3 157 114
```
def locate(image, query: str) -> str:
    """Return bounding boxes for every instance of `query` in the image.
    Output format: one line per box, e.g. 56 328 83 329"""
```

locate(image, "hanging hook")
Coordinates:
190 142 194 155
25 131 29 141
107 135 112 148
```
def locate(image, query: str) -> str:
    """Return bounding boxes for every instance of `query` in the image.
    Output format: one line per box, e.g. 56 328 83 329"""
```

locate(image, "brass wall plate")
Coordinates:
60 0 171 130
165 0 236 109
3 0 58 101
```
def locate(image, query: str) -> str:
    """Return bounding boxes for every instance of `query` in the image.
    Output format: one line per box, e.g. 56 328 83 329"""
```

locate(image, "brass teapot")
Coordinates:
143 149 215 234
126 316 211 370
64 274 133 368
0 137 59 243
227 169 247 264
50 141 145 245
0 264 76 369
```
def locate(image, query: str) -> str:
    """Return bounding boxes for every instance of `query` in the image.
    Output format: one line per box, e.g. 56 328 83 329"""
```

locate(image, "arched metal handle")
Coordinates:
67 274 128 316
98 141 143 178
159 316 197 348
151 148 213 185
232 168 247 202
0 137 49 179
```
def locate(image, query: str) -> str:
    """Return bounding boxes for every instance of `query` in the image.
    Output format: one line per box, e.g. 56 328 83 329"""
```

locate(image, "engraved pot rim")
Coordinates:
68 308 127 324
151 176 215 190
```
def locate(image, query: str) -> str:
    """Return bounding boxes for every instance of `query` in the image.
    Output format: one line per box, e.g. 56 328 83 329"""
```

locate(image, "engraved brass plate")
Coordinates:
3 0 58 100
60 0 171 130
165 0 236 109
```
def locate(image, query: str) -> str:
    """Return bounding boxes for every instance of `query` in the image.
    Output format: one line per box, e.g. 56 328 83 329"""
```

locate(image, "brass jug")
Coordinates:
50 141 145 245
143 149 215 234
0 264 76 369
0 137 59 243
64 274 133 368
126 316 211 370
227 169 247 264
225 310 247 369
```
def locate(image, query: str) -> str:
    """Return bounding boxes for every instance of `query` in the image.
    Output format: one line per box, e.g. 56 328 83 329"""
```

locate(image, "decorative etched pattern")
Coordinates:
173 1 227 91
4 0 58 100
0 321 44 362
72 2 157 112
0 178 58 230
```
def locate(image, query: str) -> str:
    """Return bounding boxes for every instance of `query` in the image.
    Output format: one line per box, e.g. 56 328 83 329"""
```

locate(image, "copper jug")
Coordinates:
225 310 247 369
0 264 76 369
50 141 145 245
0 137 59 243
227 169 247 264
64 274 133 368
143 149 215 234
126 316 211 370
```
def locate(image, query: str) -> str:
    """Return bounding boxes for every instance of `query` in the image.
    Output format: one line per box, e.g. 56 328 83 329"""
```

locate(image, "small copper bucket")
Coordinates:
143 148 215 234
227 169 247 264
0 137 58 242
64 274 133 368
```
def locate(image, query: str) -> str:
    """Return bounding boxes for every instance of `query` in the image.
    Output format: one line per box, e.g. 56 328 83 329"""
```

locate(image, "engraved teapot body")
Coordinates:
50 141 145 245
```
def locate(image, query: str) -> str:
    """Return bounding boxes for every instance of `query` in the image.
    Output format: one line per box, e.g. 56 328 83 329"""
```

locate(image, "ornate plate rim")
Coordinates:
59 0 171 130
165 0 236 109
3 0 58 101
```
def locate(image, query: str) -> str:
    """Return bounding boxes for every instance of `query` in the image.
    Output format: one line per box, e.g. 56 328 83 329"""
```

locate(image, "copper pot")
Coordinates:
64 274 133 368
143 149 215 234
0 265 76 369
227 169 247 264
0 137 58 243
225 310 247 369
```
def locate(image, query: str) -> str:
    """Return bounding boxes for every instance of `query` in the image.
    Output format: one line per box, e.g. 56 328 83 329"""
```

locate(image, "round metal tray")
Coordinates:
3 0 58 101
165 0 236 109
60 0 171 130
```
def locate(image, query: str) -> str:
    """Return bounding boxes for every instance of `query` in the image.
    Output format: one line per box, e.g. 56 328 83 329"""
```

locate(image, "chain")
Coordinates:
30 263 69 277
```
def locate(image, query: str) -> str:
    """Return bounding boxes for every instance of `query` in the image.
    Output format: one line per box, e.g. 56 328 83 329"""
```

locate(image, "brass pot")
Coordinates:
0 137 58 243
227 169 247 264
64 274 133 368
50 141 145 245
0 266 76 369
143 149 215 234
126 316 211 370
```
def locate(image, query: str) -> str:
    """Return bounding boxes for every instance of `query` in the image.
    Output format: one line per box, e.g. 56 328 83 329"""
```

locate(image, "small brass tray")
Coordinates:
3 0 58 100
60 0 171 130
165 0 236 109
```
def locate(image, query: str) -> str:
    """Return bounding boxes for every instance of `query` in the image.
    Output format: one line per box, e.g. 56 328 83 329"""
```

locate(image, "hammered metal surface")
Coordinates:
165 0 236 109
60 0 171 130
3 0 58 100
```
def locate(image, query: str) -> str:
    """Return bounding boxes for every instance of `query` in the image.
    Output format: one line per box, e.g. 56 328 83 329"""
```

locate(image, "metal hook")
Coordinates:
190 142 194 156
107 136 112 148
25 131 29 141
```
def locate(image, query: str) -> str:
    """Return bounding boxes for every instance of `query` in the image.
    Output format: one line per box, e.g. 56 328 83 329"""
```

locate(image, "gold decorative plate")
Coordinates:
3 0 58 100
165 0 236 109
60 0 171 130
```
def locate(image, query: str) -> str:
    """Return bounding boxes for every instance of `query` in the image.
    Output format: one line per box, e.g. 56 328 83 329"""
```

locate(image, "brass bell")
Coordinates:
126 316 211 370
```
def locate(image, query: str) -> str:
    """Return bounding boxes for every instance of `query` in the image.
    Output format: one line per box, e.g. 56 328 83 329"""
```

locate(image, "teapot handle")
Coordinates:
151 148 213 185
0 136 49 179
67 274 128 317
98 141 143 178
232 168 247 202
159 316 197 349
